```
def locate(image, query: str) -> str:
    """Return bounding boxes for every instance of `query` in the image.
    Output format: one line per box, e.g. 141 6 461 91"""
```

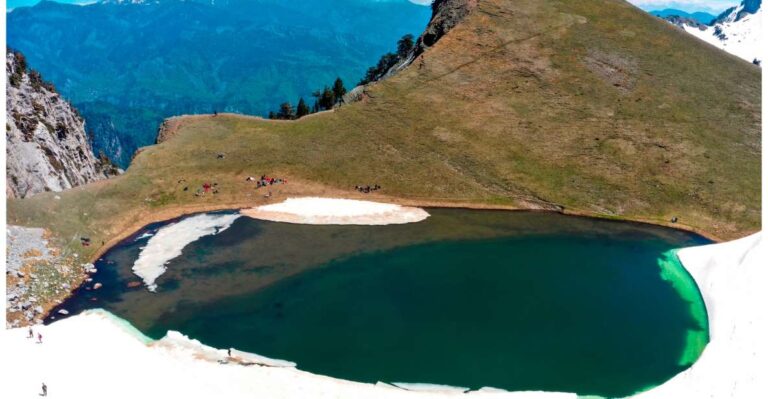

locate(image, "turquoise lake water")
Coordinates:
50 209 710 397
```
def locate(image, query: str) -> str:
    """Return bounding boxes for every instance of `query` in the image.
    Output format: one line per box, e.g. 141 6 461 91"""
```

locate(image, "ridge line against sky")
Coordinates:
4 0 741 14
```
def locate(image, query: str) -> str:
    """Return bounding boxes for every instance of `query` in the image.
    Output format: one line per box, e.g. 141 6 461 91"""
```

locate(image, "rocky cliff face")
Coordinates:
416 0 478 52
344 0 477 98
6 50 118 199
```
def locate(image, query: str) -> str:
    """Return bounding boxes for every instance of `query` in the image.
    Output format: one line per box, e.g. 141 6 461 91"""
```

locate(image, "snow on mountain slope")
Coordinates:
676 1 762 64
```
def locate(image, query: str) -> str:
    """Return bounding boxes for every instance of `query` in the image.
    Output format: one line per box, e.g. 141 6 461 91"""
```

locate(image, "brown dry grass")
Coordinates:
7 0 761 270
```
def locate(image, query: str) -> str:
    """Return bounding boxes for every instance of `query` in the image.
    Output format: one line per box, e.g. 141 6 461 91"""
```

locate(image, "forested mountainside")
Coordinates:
6 0 431 167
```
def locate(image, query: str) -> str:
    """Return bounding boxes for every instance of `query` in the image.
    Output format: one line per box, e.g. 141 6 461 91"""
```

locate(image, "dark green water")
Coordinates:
50 209 710 397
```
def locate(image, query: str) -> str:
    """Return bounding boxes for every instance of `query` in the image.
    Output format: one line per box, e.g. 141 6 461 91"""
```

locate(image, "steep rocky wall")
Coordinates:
6 50 117 198
416 0 478 52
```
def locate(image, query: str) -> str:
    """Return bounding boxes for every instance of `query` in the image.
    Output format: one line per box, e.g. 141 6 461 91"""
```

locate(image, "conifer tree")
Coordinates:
397 34 415 59
319 86 335 110
296 97 310 118
277 102 294 119
332 77 346 103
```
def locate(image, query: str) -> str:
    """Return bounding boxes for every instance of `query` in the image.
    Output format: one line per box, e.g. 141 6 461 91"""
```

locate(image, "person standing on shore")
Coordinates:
41 382 47 396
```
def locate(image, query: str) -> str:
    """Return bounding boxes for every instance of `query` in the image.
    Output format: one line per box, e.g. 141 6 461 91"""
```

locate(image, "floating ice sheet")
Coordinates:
132 213 241 291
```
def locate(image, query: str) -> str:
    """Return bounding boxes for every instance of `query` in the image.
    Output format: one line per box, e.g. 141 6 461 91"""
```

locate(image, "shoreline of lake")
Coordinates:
7 233 761 399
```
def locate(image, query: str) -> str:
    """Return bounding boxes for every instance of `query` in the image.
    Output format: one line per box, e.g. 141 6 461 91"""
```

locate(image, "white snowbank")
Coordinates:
132 213 240 291
0 309 573 399
633 232 767 398
2 234 763 399
682 6 762 63
242 197 430 225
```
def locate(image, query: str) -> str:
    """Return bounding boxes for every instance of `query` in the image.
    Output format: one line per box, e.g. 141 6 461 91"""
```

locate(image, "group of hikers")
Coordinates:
177 179 221 196
197 182 220 196
176 178 221 197
176 173 288 198
177 174 386 198
27 327 42 343
246 174 286 189
355 184 381 193
26 328 47 396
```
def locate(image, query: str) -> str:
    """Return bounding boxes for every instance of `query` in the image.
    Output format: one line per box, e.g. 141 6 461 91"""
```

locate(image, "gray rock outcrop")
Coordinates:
6 50 119 199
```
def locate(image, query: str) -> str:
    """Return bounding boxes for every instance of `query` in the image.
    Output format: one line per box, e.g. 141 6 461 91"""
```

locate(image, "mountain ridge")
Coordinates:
7 0 761 272
650 8 715 24
659 0 762 63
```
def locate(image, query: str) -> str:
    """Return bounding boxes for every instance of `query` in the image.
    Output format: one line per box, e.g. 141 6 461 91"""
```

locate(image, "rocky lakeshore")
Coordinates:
5 225 95 328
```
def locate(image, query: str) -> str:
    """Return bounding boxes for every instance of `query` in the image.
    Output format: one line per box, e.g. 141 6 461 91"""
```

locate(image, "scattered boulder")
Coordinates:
93 282 103 290
57 309 69 315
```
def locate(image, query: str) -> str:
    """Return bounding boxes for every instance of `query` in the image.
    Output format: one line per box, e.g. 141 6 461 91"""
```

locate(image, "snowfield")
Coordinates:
2 233 764 398
682 5 762 63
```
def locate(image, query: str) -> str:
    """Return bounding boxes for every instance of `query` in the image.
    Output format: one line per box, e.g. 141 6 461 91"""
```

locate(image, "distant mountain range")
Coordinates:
653 0 762 64
7 0 430 167
649 8 716 24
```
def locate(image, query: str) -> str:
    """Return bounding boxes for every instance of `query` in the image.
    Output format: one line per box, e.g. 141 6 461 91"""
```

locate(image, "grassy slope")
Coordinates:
7 0 761 262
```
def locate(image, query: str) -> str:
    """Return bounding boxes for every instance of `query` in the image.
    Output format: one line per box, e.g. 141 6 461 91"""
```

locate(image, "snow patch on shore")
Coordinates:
633 232 766 398
1 309 574 399
131 213 240 291
242 197 430 225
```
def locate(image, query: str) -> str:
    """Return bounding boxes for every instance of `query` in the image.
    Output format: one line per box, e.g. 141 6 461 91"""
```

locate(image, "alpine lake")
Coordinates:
49 208 711 398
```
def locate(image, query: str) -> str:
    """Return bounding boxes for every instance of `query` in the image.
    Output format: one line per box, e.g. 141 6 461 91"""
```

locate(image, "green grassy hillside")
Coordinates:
8 0 761 264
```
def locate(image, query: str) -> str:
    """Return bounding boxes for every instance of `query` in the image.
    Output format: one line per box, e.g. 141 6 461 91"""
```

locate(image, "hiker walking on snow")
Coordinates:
41 382 47 396
37 332 43 344
28 327 33 339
